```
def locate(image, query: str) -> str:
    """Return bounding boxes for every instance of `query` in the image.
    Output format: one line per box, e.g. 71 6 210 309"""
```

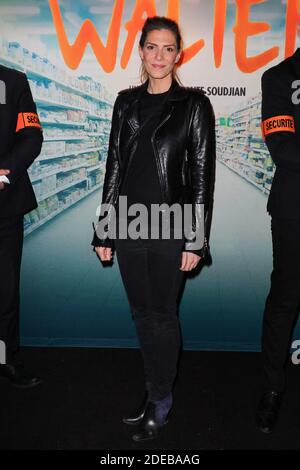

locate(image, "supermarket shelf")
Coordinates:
214 90 272 195
44 136 89 142
220 151 273 176
24 184 102 237
36 177 87 203
219 160 270 195
238 159 272 175
0 56 112 107
35 96 89 111
30 162 93 182
26 67 112 105
41 119 85 128
1 46 109 237
250 114 260 120
39 147 101 161
88 113 111 120
231 147 245 155
86 164 101 172
250 146 270 155
0 55 24 71
232 101 261 115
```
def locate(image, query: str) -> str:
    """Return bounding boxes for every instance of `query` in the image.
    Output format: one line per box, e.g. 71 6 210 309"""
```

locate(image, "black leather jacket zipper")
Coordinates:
151 107 173 202
113 105 173 208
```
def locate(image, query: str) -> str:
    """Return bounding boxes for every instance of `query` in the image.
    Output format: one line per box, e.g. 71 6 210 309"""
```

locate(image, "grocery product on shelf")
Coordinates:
0 39 114 236
216 93 274 195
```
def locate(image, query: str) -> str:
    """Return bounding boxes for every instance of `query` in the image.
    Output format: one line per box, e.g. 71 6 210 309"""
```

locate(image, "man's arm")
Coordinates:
0 72 43 184
261 69 300 173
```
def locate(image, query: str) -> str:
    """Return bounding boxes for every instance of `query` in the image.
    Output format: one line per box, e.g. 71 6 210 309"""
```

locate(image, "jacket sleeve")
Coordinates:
91 94 122 249
261 70 300 173
184 93 215 258
0 72 43 184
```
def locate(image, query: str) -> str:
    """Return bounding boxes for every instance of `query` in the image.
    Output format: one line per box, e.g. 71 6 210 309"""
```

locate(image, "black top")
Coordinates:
119 87 168 206
117 87 177 238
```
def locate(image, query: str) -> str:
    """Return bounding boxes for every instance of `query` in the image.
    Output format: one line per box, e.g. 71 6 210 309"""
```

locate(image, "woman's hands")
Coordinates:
180 251 201 271
94 246 112 262
94 247 201 270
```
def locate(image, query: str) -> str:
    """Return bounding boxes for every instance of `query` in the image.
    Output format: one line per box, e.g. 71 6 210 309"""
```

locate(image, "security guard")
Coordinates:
257 47 300 432
0 64 43 387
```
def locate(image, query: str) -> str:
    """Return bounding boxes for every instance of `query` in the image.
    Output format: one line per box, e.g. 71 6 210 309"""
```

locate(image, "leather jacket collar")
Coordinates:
125 77 189 101
123 77 189 134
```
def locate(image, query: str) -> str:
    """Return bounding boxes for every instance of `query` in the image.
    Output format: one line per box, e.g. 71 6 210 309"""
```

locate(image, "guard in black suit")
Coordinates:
256 47 300 432
0 64 43 387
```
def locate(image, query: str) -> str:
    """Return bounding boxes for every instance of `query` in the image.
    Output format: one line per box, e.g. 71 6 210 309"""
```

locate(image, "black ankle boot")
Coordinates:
0 363 42 388
122 392 149 425
131 397 171 442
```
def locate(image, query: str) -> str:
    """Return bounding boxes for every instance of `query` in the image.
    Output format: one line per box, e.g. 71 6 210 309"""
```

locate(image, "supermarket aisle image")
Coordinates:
20 162 300 350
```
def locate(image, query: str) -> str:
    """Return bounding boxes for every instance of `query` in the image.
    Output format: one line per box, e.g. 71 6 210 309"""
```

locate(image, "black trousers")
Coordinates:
115 227 186 402
0 215 24 363
262 217 300 392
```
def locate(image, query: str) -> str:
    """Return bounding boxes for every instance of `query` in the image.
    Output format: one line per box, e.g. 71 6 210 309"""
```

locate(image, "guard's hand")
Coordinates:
180 251 201 271
94 246 112 262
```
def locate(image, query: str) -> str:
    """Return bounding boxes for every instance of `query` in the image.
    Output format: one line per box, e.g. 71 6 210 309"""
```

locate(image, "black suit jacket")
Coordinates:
0 64 43 217
261 48 300 219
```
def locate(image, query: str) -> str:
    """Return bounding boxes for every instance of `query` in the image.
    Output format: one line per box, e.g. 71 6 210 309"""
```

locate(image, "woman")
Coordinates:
92 16 215 442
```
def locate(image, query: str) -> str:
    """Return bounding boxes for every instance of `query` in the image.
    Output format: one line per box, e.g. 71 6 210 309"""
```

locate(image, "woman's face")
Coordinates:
138 28 181 79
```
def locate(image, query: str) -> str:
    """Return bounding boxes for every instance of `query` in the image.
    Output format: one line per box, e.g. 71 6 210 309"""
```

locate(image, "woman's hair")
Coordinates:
138 16 183 85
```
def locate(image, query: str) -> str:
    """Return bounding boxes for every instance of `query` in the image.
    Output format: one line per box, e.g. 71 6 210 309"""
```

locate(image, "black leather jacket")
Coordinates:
92 77 215 257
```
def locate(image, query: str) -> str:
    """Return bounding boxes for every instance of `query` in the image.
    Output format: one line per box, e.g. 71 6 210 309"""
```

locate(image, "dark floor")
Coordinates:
0 347 300 450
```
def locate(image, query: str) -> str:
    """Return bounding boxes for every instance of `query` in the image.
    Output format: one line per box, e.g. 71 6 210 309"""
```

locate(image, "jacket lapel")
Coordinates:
125 79 147 133
154 101 174 131
125 77 187 134
126 99 140 133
